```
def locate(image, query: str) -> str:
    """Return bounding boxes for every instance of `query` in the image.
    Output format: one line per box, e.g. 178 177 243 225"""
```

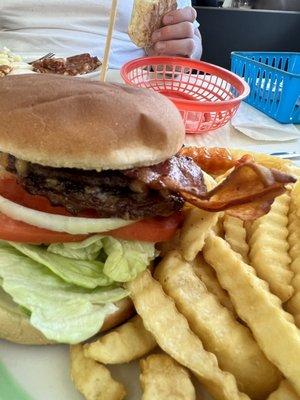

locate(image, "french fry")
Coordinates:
180 207 219 262
212 213 225 237
203 170 218 191
286 184 300 328
70 344 126 400
203 234 300 396
155 251 281 400
158 230 180 257
244 220 253 243
289 167 300 181
223 215 249 262
192 254 236 315
230 149 293 173
140 353 196 400
293 181 300 218
267 380 300 400
179 169 221 261
126 270 249 400
84 316 156 364
249 193 293 302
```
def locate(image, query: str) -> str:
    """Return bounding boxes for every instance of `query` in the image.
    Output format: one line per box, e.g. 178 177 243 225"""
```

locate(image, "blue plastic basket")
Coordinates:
231 52 300 124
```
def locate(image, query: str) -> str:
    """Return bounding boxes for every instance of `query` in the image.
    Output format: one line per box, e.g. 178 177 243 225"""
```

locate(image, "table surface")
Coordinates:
106 70 300 160
0 68 299 400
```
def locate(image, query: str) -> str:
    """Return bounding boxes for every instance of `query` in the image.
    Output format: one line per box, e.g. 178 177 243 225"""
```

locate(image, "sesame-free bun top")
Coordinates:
0 74 185 170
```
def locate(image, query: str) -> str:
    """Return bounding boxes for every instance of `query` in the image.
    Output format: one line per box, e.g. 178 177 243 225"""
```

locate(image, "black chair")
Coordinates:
194 6 300 69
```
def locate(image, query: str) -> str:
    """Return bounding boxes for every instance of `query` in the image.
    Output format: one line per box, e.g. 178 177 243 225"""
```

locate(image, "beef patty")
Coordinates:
1 153 185 220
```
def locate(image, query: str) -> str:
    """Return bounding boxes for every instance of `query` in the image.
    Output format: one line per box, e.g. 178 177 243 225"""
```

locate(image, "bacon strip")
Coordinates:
179 146 239 175
125 155 296 221
125 156 207 197
181 162 294 220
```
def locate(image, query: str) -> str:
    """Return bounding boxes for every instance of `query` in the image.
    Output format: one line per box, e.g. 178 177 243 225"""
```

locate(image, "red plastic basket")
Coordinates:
121 56 250 134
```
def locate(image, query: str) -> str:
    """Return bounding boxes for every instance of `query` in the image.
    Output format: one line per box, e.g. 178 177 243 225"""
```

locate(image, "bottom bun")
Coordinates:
100 297 135 333
0 294 134 345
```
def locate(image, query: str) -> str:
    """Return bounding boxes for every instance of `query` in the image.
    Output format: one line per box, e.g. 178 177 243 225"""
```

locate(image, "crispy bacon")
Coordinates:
124 156 206 197
179 146 239 175
180 162 295 220
126 156 296 221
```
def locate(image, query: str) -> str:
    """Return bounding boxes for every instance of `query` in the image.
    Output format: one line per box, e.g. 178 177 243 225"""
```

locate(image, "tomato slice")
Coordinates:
0 212 183 244
0 176 70 216
0 176 99 217
0 213 87 244
0 176 183 243
106 212 184 242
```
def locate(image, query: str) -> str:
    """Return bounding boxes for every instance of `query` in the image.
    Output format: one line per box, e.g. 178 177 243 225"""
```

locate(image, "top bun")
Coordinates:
0 75 185 171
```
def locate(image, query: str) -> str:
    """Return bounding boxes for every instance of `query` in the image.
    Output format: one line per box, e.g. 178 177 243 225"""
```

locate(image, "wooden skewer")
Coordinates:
99 0 119 82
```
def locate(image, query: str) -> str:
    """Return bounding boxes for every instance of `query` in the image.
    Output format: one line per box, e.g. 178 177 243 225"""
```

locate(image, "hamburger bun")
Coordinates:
0 291 135 345
0 74 185 171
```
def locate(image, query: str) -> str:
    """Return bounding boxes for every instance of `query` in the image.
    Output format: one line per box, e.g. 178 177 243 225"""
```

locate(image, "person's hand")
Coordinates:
148 7 199 58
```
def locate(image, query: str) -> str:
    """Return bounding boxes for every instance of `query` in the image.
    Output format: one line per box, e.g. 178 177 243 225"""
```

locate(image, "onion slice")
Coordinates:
0 195 135 234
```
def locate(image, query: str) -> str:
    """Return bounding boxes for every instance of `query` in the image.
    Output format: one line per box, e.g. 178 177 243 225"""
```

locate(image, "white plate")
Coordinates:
10 52 102 79
0 339 212 400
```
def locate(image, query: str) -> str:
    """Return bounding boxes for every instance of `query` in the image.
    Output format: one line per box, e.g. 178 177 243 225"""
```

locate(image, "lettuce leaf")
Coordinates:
102 237 156 282
48 235 156 283
0 235 156 343
0 244 128 343
9 242 112 289
30 302 117 344
48 236 104 261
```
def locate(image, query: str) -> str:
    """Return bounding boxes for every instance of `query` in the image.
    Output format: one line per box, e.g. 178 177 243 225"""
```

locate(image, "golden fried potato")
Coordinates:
158 231 181 257
140 353 196 400
212 213 225 237
70 344 126 400
223 215 249 262
192 254 236 315
267 380 300 400
293 181 300 218
155 251 281 400
180 207 220 262
84 316 156 364
244 220 253 243
203 234 300 397
249 193 293 302
230 149 293 173
286 184 300 328
203 170 219 191
178 171 221 262
290 166 300 180
126 270 249 400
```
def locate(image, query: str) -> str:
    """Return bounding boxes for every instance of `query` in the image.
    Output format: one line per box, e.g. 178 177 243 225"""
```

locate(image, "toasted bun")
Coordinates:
0 75 185 171
0 296 134 345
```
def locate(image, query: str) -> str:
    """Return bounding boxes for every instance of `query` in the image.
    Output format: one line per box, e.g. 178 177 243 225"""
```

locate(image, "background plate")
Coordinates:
11 52 101 79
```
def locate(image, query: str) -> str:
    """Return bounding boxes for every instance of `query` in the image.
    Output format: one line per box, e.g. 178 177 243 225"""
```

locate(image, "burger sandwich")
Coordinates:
0 74 295 345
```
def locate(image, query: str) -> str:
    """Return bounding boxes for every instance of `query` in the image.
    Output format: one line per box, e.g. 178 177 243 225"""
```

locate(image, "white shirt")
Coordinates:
0 0 194 69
